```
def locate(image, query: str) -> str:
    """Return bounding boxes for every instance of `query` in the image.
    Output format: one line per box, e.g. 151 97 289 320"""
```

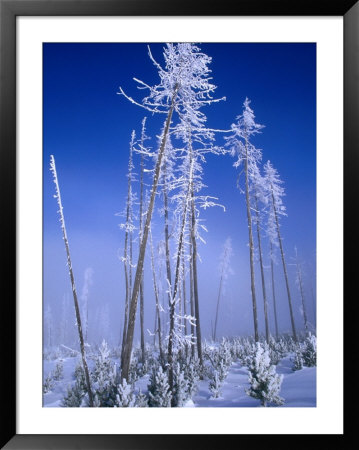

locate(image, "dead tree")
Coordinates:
50 155 93 406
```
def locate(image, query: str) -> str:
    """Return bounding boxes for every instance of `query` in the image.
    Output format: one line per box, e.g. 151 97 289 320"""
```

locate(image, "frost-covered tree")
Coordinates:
213 237 233 342
80 267 93 343
209 370 222 399
50 155 93 406
148 365 172 407
116 379 136 407
172 363 189 406
246 342 284 407
136 117 151 364
149 226 164 363
44 305 53 349
293 246 309 333
264 160 297 341
251 164 270 342
118 43 224 381
226 98 264 342
135 389 148 407
302 332 316 367
119 131 136 365
292 347 304 371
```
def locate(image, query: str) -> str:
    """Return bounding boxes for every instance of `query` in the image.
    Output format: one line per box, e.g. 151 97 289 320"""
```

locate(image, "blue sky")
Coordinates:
43 43 316 343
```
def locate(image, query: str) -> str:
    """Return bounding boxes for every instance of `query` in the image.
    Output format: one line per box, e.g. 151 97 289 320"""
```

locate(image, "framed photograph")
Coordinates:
1 0 356 448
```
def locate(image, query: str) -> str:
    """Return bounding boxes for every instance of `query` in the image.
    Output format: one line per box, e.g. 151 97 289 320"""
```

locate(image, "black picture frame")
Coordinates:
1 0 356 448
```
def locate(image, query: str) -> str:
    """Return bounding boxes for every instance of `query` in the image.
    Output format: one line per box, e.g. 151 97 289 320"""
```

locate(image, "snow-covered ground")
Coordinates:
193 357 315 407
43 355 316 408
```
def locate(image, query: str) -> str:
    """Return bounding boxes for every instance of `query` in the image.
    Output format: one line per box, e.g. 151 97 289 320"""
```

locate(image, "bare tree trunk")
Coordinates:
163 159 173 322
149 227 164 363
139 147 145 364
189 240 196 359
121 140 134 366
254 193 270 342
50 155 93 406
121 85 179 381
271 189 297 341
296 256 308 333
270 242 279 339
190 190 203 365
244 140 259 342
213 266 225 343
181 246 188 358
167 176 191 394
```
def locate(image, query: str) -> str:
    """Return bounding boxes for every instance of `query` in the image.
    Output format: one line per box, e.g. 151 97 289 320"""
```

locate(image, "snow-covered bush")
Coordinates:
183 361 199 397
92 340 113 383
62 380 85 407
148 366 172 407
172 363 189 407
135 389 148 407
302 333 316 367
238 338 256 367
220 338 233 367
116 379 136 407
209 370 222 399
246 342 284 407
52 360 64 381
267 339 281 366
43 373 55 393
74 361 87 393
92 364 119 407
292 348 304 371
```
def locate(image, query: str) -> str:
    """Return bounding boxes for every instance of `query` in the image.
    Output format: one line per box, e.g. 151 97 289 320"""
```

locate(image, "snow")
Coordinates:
43 354 316 408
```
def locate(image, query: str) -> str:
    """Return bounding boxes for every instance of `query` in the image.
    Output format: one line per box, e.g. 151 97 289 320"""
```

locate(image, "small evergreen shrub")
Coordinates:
148 366 172 407
246 342 284 407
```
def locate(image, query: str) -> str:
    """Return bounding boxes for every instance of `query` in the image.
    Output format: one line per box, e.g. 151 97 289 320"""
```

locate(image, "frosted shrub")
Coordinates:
302 333 316 367
74 361 87 393
52 360 64 381
220 338 233 367
116 379 135 407
246 342 284 407
92 340 113 383
135 389 148 407
183 363 199 397
43 374 55 394
148 366 172 407
173 363 189 407
292 348 304 371
92 364 119 407
209 370 222 399
267 339 281 366
128 358 139 384
62 380 85 407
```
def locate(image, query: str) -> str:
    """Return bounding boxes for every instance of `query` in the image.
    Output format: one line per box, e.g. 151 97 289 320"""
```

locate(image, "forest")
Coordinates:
43 42 316 408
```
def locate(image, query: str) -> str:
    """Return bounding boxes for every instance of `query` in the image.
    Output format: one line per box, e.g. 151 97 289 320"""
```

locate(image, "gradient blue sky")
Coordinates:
43 43 316 343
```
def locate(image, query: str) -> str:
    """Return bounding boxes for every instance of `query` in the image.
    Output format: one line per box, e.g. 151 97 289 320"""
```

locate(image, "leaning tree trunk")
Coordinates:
163 159 173 324
296 259 309 333
149 227 164 363
270 242 279 339
121 84 179 381
190 183 203 365
254 192 270 342
167 195 190 393
139 148 145 364
271 188 297 341
121 141 134 366
167 168 192 395
213 257 226 343
244 140 259 342
181 245 188 358
50 155 94 406
189 239 196 359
